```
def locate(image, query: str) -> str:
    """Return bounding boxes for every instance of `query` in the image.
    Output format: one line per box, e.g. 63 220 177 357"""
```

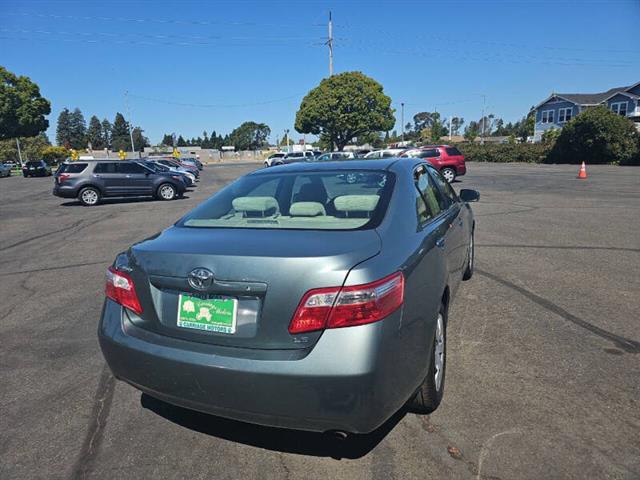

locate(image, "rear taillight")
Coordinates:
289 271 404 334
58 174 71 183
105 266 143 315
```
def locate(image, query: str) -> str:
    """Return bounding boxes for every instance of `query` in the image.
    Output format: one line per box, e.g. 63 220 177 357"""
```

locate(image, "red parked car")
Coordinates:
400 145 466 182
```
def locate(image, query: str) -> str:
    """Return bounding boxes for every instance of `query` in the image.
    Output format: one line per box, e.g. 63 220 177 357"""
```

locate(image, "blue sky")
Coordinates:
1 0 638 145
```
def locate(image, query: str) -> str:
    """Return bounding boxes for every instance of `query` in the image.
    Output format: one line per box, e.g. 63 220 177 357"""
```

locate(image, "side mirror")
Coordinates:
459 189 480 203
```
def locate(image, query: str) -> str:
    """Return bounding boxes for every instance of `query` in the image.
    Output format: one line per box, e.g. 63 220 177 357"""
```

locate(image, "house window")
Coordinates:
558 107 573 123
541 110 554 124
611 102 628 116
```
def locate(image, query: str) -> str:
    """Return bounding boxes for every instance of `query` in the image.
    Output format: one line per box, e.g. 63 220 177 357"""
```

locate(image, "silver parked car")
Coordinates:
99 158 479 434
0 163 12 177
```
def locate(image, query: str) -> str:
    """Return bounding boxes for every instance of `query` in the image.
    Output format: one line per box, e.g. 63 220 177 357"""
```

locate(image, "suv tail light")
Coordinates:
289 271 404 334
58 173 71 183
105 266 143 315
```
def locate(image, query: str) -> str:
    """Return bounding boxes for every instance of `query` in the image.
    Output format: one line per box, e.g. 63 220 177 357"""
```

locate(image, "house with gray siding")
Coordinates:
532 82 640 142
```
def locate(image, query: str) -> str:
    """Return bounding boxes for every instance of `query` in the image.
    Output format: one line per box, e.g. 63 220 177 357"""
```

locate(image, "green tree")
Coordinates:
413 112 435 132
176 135 187 147
516 109 535 142
101 119 112 148
464 121 480 142
161 134 174 146
228 121 271 150
86 115 104 149
451 117 464 136
131 127 149 151
547 106 639 165
0 133 50 162
68 108 86 149
41 145 69 165
541 127 560 146
110 112 130 151
295 71 394 151
0 66 51 140
56 108 72 147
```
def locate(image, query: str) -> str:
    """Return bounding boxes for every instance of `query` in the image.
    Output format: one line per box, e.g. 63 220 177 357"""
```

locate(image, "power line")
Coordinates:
127 92 306 109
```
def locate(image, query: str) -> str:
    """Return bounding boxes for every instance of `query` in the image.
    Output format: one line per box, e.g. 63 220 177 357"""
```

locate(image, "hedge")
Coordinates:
457 143 551 163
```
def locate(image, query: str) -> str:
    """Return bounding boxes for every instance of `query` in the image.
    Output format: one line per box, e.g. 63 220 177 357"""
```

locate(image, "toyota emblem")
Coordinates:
188 268 214 291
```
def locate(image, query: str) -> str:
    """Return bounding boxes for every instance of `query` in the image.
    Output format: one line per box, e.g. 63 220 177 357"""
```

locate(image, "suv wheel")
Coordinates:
264 161 269 168
441 167 456 183
157 183 176 201
79 187 100 206
409 303 447 414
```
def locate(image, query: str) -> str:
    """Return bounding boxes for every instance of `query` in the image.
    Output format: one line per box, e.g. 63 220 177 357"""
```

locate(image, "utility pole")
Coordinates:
480 94 486 145
327 11 333 76
284 129 290 152
449 116 452 141
401 102 405 143
15 138 23 166
124 91 136 157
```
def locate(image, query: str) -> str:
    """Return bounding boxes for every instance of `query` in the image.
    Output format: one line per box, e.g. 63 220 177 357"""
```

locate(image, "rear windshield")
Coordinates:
178 170 394 231
58 163 88 174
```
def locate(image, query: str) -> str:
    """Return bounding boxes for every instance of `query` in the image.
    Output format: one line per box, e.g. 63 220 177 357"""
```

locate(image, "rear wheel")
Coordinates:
462 230 474 280
345 172 358 184
264 161 269 168
409 304 446 413
157 183 176 201
79 187 100 206
441 167 456 183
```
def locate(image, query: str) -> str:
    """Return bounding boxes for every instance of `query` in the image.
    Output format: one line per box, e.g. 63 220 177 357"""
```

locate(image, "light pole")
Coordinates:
401 102 405 143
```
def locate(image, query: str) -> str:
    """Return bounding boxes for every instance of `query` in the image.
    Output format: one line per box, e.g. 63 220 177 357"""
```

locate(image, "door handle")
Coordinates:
436 237 445 249
125 175 132 178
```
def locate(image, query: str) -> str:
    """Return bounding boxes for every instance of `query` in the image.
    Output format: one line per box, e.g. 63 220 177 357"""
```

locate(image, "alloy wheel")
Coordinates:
434 313 445 391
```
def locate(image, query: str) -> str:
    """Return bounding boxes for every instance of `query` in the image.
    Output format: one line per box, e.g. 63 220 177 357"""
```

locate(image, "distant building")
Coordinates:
532 81 640 142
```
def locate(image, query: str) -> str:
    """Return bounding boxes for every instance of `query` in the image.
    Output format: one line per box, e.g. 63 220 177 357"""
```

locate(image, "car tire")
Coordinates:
157 183 177 201
462 230 474 281
441 167 456 183
264 162 269 168
79 187 101 206
345 172 358 184
409 303 447 414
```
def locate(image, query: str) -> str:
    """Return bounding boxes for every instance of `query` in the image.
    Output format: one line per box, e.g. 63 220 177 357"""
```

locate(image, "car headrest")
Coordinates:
334 195 380 212
289 202 326 217
232 196 279 216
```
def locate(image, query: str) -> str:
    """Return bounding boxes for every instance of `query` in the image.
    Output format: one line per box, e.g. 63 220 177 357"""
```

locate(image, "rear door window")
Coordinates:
94 162 118 174
117 163 147 174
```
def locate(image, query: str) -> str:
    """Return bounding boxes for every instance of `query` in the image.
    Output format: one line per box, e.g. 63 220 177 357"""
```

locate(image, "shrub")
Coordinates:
41 146 69 165
546 106 639 165
457 143 551 163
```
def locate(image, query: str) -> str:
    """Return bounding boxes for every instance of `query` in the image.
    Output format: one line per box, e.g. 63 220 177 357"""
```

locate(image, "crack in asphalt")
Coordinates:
0 260 111 277
476 268 640 354
69 366 116 480
477 244 640 253
0 219 84 252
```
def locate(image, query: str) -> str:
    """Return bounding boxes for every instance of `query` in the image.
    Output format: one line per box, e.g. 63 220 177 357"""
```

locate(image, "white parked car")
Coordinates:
364 148 406 159
313 152 355 162
264 152 286 168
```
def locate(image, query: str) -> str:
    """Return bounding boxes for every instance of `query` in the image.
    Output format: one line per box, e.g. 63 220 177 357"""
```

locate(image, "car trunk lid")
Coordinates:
124 226 381 350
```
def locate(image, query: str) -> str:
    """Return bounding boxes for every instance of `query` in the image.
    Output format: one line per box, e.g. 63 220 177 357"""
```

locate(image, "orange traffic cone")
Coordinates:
577 161 587 179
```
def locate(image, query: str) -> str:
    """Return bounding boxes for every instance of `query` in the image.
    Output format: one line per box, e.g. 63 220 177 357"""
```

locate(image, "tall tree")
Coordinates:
68 108 87 149
413 112 435 132
451 117 464 136
110 112 130 151
295 71 394 151
56 108 72 147
161 134 174 146
176 135 187 147
228 121 271 150
0 66 51 140
101 118 112 148
86 115 104 149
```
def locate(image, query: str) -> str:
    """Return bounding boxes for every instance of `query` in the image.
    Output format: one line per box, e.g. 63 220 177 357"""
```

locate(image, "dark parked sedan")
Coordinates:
23 160 52 177
99 158 479 434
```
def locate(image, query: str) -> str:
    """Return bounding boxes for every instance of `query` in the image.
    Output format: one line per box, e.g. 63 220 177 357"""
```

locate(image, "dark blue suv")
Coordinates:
53 160 187 206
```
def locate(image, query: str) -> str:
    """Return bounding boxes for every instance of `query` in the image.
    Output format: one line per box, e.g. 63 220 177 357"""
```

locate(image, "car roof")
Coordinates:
248 157 416 176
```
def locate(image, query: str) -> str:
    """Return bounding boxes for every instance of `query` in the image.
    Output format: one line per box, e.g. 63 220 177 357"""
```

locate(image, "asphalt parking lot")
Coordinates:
1 162 639 479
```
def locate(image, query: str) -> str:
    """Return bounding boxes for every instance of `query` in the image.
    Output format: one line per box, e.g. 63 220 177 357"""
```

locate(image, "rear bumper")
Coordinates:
456 163 466 176
98 300 411 434
53 185 78 198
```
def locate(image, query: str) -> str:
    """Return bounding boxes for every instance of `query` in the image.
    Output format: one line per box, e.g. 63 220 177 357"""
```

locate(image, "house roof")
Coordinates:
534 84 636 110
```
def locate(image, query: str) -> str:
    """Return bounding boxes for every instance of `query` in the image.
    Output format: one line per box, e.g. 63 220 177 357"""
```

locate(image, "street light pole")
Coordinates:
401 102 405 143
125 91 136 157
328 11 333 76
